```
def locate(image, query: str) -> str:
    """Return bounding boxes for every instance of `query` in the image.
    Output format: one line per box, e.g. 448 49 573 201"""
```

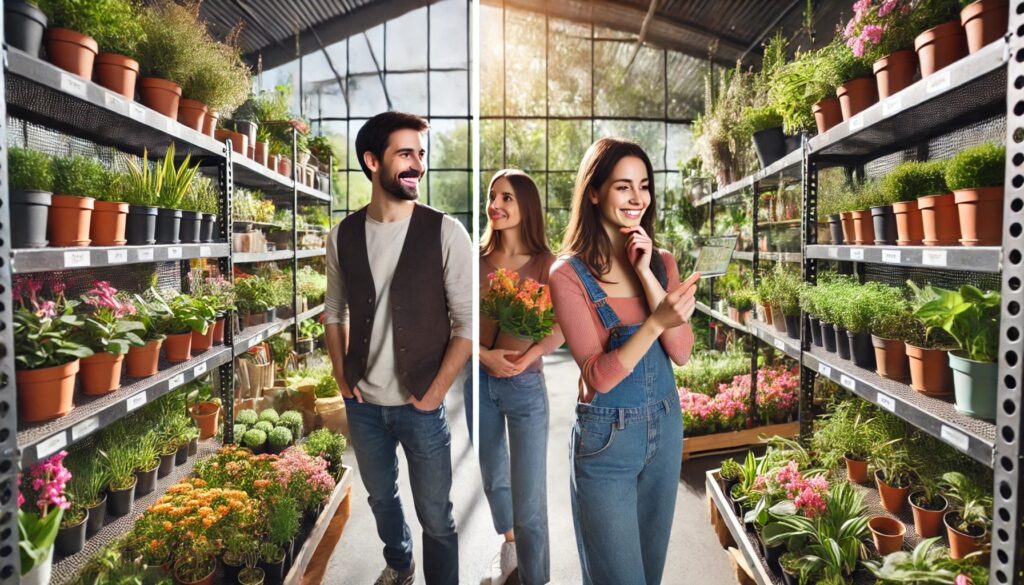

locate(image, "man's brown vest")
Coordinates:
337 204 451 400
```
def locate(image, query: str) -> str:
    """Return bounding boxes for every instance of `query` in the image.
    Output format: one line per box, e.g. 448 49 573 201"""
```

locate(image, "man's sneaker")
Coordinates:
488 541 518 585
374 561 415 585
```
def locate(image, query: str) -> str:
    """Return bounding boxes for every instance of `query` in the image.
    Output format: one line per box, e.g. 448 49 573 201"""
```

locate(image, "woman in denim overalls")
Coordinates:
548 138 698 585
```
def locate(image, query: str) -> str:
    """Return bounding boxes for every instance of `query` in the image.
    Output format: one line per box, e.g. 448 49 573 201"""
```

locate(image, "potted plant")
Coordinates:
162 292 208 362
189 270 234 344
267 497 301 572
132 430 161 497
266 427 293 455
78 282 146 395
905 159 960 246
6 0 48 57
818 180 857 245
910 473 950 539
940 471 991 559
236 409 260 426
35 0 104 77
742 106 787 168
9 147 54 248
873 442 913 514
135 0 202 118
180 40 250 132
778 551 801 585
242 429 267 454
187 294 218 353
99 441 137 518
849 181 880 245
83 0 146 99
826 33 878 121
173 543 217 585
189 393 221 441
860 178 900 245
50 155 106 247
239 565 266 585
123 291 171 377
18 451 71 585
961 0 1009 54
867 515 906 556
905 282 958 395
881 160 947 246
865 537 959 582
304 429 347 479
222 533 253 584
153 144 200 245
811 400 879 483
280 410 305 441
117 149 161 245
869 284 914 382
843 0 921 99
836 282 879 370
88 170 132 247
64 451 108 538
799 285 824 348
945 142 1005 246
914 0 968 77
259 541 286 585
235 275 276 327
184 176 221 244
915 284 1000 419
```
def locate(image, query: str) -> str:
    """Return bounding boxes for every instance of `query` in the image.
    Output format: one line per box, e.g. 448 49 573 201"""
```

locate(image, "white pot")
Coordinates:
22 546 53 585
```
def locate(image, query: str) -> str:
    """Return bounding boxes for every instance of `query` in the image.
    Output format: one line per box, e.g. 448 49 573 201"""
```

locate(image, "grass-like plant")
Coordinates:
881 160 949 202
52 155 109 199
9 148 53 192
945 143 1005 190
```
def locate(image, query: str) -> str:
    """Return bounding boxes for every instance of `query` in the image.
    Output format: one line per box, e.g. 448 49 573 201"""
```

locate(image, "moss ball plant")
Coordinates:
268 427 293 448
232 424 247 440
253 420 274 435
242 429 266 449
881 160 949 202
280 410 303 438
258 408 280 424
235 409 258 426
945 143 1005 190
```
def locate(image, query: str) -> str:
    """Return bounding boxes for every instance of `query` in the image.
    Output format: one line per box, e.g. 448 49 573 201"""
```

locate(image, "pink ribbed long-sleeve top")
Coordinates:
548 250 695 393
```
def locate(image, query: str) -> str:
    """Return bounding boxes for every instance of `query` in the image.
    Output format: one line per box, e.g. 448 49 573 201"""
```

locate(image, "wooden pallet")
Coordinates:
296 468 354 585
683 421 800 461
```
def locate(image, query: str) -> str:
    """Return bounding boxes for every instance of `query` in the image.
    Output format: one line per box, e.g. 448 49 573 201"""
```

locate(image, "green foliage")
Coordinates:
303 429 347 477
232 424 247 440
253 421 274 434
258 408 280 424
136 0 207 83
267 426 292 447
726 290 756 312
864 537 959 584
673 349 751 395
944 143 1005 190
235 409 259 426
762 264 801 316
116 144 198 209
818 178 859 216
298 318 325 340
823 34 873 86
694 63 758 186
868 283 917 341
266 499 300 546
14 285 93 369
906 281 960 350
9 148 54 192
19 507 63 577
719 458 743 480
178 25 251 115
315 372 340 399
234 275 277 313
183 175 220 215
811 398 882 463
280 411 303 438
296 266 328 305
913 0 964 32
882 160 950 203
66 450 110 509
37 0 145 58
914 284 1001 362
99 438 138 491
769 42 844 133
242 429 266 448
941 471 993 534
854 179 894 209
739 105 783 136
53 155 109 199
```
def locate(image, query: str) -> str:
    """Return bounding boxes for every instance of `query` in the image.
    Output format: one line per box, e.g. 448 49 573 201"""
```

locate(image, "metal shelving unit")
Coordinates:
805 244 1002 272
10 243 231 273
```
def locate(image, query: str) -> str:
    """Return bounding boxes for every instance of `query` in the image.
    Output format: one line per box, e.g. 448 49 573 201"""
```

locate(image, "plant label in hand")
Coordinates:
692 236 738 278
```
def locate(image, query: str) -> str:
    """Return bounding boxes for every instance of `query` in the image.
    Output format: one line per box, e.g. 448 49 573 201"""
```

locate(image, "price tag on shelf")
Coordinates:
168 373 186 388
247 337 258 349
850 248 865 260
941 425 970 452
840 374 856 390
827 247 839 258
926 69 951 94
167 246 183 259
36 432 68 459
200 246 212 257
877 392 896 412
60 73 87 97
773 339 786 352
818 363 832 378
882 96 902 117
128 102 146 122
126 392 147 411
882 250 901 264
922 250 948 267
107 249 128 264
71 417 99 441
64 250 90 268
104 92 126 112
849 114 865 130
137 248 154 261
194 362 207 377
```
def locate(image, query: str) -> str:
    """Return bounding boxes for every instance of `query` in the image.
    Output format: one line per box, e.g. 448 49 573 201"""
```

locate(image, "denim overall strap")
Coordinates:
566 256 621 331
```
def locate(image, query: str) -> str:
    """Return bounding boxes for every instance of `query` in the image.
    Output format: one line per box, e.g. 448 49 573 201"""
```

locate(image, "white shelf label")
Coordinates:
840 374 856 390
882 250 902 264
882 96 902 117
849 114 865 130
168 373 186 388
247 336 258 349
107 249 128 264
60 73 87 97
137 248 154 261
827 247 839 258
71 417 99 441
103 92 126 112
877 392 896 412
941 425 970 452
126 392 147 411
63 250 90 268
194 362 207 377
167 246 183 259
200 246 212 257
926 69 952 94
773 338 786 351
850 248 865 260
165 117 179 136
818 363 832 378
922 249 948 267
36 432 68 459
129 102 146 121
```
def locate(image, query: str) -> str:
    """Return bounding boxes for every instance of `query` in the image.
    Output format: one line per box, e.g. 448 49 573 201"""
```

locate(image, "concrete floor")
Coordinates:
325 350 737 584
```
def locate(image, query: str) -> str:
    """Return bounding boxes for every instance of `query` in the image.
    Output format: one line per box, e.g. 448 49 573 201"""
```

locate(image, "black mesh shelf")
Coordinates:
11 243 230 274
232 156 330 203
806 244 1002 273
749 319 802 360
233 318 293 354
18 346 231 466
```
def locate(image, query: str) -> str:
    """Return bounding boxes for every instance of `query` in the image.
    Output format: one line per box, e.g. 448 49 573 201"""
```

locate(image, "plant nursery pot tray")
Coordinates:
682 422 800 462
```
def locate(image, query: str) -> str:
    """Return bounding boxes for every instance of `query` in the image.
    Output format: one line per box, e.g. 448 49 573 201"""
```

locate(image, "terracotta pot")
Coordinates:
191 325 215 353
761 304 774 325
48 194 94 247
44 27 97 78
126 338 162 377
278 157 292 177
918 193 961 245
203 110 219 137
94 53 139 99
961 0 1008 54
876 470 912 514
954 186 1003 246
80 351 124 396
255 141 269 166
213 317 226 345
269 154 280 171
851 209 875 245
493 330 534 366
906 343 954 395
892 200 925 245
869 516 906 556
164 331 193 362
215 129 248 157
944 511 987 559
871 335 909 382
836 77 878 121
174 557 215 585
844 455 869 483
910 492 948 538
812 98 843 134
139 77 181 118
177 99 207 132
90 200 129 246
16 359 79 422
771 305 787 334
839 211 856 244
190 401 221 440
915 20 968 77
873 50 917 99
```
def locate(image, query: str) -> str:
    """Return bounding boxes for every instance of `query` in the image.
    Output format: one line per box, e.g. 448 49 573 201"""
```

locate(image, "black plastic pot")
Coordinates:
871 205 897 245
107 480 137 518
232 120 259 145
179 210 202 243
295 337 315 355
156 208 182 244
781 567 799 585
268 441 289 455
764 539 784 576
189 436 199 456
260 556 285 585
175 443 189 465
201 214 217 243
56 509 88 556
752 126 788 168
285 538 296 570
11 189 52 249
127 205 158 245
783 314 801 340
223 558 244 584
836 326 852 360
849 330 877 370
134 464 159 497
266 307 278 322
828 213 844 245
85 495 106 537
158 451 175 478
808 316 824 347
784 133 803 154
5 1 47 57
821 322 838 353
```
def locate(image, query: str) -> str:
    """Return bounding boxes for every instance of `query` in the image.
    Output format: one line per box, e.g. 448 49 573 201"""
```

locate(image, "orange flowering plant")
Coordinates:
481 268 555 342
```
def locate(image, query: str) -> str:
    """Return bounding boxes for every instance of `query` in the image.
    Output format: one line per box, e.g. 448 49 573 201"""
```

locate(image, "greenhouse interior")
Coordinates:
1 0 1023 584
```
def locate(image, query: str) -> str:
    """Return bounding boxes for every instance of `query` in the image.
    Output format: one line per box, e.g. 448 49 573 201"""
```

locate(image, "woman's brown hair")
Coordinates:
480 169 550 256
561 137 657 277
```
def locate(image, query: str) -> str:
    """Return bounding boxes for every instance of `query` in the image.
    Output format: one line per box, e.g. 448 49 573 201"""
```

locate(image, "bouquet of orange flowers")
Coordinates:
482 268 555 342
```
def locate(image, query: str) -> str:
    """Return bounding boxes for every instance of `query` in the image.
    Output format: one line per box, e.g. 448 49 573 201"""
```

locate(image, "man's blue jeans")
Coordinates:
344 398 459 585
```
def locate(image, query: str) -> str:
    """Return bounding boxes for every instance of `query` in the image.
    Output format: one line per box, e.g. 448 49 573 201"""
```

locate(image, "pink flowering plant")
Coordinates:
18 451 71 576
746 461 830 528
79 281 146 356
272 447 336 511
13 277 93 370
842 0 917 63
679 365 799 436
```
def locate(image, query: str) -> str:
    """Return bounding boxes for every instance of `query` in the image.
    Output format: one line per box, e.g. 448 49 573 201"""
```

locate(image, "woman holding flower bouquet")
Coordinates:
549 137 698 585
470 169 564 585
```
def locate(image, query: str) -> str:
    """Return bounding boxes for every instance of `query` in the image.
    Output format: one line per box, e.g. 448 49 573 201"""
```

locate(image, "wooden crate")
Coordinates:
683 421 800 461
